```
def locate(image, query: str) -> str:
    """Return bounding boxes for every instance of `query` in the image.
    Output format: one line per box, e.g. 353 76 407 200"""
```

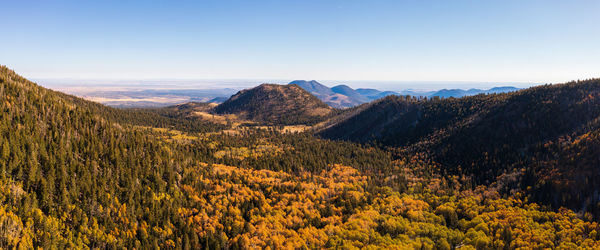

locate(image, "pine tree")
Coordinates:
1 140 9 162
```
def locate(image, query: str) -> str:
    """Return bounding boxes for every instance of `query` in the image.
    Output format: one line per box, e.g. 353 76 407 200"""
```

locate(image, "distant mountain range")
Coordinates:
289 80 384 108
56 78 520 109
290 80 519 108
422 86 521 98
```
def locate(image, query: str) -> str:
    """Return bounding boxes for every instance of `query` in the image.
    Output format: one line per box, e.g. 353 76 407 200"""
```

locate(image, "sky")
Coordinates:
2 0 599 88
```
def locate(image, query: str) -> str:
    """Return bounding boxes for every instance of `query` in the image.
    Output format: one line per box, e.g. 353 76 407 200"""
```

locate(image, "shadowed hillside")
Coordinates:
1 66 600 248
319 79 600 218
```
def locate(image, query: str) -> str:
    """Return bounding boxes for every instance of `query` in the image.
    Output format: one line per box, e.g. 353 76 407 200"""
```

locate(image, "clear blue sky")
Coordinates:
2 0 599 84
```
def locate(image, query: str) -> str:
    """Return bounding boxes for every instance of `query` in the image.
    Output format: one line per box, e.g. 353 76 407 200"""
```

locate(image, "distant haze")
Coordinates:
36 78 540 94
34 77 533 108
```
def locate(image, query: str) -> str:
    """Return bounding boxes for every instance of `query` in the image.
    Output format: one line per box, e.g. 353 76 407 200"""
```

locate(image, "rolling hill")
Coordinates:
319 79 600 218
1 65 600 248
213 83 334 125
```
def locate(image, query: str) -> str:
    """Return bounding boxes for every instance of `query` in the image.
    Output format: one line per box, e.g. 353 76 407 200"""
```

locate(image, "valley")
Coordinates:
4 0 598 248
1 66 600 248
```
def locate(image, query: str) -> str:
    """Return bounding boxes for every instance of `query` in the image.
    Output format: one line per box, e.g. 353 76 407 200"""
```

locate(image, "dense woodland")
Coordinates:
320 79 600 220
213 84 334 125
1 65 600 249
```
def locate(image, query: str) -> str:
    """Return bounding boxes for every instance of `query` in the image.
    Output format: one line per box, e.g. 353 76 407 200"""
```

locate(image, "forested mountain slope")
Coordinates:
213 83 334 125
319 79 600 218
0 65 205 248
1 66 600 248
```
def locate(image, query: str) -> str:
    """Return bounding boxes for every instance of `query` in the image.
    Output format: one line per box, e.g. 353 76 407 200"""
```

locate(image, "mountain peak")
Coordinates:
288 80 333 97
214 83 333 125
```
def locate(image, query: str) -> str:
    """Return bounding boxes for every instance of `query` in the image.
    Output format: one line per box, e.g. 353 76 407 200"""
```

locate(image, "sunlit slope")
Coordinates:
1 66 599 248
214 83 334 125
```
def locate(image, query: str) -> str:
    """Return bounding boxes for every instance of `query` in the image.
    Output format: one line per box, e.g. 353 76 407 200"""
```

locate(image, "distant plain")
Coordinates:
36 78 539 108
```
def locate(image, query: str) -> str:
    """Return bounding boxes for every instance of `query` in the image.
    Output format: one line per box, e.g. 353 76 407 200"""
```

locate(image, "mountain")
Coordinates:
398 90 436 97
318 79 600 218
331 85 369 102
328 85 368 107
372 90 401 99
316 96 421 142
293 80 519 108
355 87 519 100
357 88 401 100
208 96 229 103
288 80 334 98
289 80 357 108
320 93 359 109
213 83 333 125
428 87 519 98
2 65 599 248
0 66 393 248
355 88 382 96
0 66 227 248
291 81 386 108
428 88 475 98
486 86 520 93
